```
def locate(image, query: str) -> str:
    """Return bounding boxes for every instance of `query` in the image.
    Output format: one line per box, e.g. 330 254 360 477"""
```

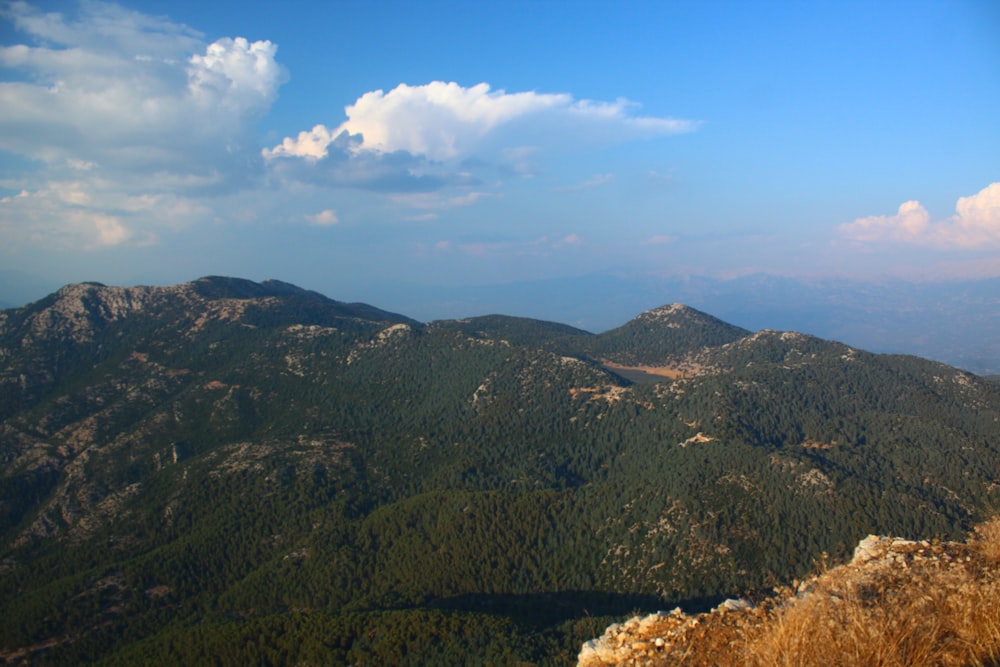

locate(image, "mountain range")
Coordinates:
4 271 999 376
2 276 999 665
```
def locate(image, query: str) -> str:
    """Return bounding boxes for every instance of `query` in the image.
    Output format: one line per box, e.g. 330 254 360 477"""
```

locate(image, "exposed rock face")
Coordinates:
577 531 994 667
636 304 691 328
0 277 410 547
577 601 754 667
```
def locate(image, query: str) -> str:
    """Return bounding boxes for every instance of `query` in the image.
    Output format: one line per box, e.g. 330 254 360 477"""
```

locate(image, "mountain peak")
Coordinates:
633 303 744 331
592 303 750 365
188 276 328 301
27 282 167 343
637 303 692 321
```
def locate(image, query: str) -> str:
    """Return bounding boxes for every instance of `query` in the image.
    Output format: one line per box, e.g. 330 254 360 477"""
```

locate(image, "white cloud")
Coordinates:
0 22 284 168
265 81 697 164
0 1 286 249
950 183 1000 246
2 0 204 57
839 183 1000 248
1 186 131 249
188 37 284 118
268 125 338 162
91 212 131 246
305 209 339 226
839 200 931 243
0 178 211 249
265 129 477 193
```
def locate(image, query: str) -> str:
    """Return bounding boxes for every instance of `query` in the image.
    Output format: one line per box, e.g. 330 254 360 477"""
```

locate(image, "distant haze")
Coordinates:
2 270 997 376
366 273 1000 376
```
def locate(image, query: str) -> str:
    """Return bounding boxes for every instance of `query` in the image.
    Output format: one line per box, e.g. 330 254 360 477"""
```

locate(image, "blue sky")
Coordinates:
1 0 998 319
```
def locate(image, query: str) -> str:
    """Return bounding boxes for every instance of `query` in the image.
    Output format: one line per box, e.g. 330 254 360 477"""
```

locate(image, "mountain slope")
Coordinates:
1 278 999 665
581 303 749 365
430 313 592 348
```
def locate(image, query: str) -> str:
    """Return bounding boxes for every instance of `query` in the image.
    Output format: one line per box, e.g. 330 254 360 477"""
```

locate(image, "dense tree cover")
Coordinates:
576 303 749 365
2 278 999 664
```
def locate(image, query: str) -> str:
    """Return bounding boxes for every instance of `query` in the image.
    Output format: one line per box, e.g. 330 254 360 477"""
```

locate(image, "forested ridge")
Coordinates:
1 277 998 665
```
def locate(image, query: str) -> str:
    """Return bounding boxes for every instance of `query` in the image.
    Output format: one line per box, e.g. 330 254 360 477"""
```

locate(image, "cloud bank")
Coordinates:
1 3 284 174
839 183 1000 248
0 1 285 247
263 81 697 193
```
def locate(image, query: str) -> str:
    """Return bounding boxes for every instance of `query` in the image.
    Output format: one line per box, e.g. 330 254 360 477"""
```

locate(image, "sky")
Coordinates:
1 0 999 320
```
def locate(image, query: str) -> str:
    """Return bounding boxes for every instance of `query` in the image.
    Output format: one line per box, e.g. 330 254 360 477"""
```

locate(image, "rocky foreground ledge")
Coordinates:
578 522 1000 667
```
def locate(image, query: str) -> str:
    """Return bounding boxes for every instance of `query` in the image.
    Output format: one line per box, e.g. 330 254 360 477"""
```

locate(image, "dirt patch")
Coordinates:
601 360 702 380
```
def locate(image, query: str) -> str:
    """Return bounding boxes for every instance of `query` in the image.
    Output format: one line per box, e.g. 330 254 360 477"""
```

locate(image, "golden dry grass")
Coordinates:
742 518 1000 667
973 516 1000 566
588 520 1000 667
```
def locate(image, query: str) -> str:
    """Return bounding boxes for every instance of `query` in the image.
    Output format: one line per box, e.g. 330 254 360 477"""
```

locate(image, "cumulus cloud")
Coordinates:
0 1 286 248
839 183 1000 248
264 81 697 190
188 37 283 115
1 3 284 171
265 82 570 162
840 200 931 243
266 129 478 194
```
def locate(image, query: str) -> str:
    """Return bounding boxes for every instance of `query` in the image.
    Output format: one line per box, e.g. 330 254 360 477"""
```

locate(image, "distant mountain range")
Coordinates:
382 273 1000 376
4 272 999 376
2 277 999 665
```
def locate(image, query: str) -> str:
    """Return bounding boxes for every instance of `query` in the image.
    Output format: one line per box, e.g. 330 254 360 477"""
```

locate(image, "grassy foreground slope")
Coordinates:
580 517 1000 667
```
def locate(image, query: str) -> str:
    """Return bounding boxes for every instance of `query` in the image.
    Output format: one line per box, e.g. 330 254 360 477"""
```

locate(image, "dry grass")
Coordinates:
587 520 1000 667
973 516 1000 566
742 518 1000 667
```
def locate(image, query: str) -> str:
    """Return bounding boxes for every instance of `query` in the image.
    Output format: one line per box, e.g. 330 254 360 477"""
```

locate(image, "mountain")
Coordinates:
7 272 1000 374
584 303 749 365
381 273 1000 375
429 313 592 348
1 277 999 665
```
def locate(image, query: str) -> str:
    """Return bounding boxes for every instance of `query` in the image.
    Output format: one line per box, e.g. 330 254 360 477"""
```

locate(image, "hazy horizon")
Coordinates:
3 269 998 377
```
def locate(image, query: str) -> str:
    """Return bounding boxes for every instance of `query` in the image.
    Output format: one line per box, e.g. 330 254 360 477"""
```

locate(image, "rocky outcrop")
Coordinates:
578 527 1000 666
577 599 758 667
